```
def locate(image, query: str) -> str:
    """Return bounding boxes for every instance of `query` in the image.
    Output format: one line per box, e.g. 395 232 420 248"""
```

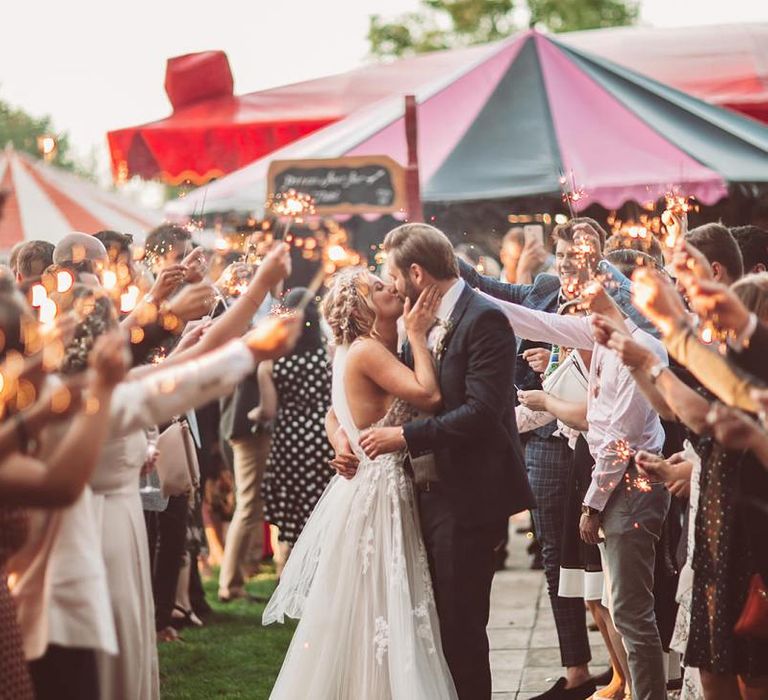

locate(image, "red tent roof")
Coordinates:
109 23 768 186
0 145 161 250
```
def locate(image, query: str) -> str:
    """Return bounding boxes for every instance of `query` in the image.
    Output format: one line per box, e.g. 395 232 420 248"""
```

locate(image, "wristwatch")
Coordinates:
581 504 600 517
648 362 666 384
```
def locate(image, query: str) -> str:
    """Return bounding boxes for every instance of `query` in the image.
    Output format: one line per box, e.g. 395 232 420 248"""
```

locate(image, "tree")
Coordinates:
368 0 639 59
0 93 79 172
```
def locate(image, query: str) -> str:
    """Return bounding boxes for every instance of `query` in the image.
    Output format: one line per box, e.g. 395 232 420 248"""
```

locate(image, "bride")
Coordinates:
263 267 458 699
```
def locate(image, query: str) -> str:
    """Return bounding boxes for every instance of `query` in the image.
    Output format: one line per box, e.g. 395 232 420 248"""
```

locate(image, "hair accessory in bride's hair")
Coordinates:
321 268 376 346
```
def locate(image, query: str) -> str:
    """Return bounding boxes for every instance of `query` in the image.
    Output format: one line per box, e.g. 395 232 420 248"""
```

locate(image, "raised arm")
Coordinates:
458 257 535 304
153 243 290 370
0 332 126 507
109 315 301 438
356 288 442 414
403 308 515 452
478 290 595 350
665 326 763 413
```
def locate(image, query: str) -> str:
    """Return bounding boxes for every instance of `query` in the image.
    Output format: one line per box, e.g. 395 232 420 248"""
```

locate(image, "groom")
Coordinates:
359 223 535 698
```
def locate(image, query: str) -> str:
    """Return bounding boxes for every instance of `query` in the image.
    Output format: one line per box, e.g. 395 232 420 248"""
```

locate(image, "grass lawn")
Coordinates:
159 568 295 699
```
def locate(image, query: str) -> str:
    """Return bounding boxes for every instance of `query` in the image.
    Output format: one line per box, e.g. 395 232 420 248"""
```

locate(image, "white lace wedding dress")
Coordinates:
263 345 457 699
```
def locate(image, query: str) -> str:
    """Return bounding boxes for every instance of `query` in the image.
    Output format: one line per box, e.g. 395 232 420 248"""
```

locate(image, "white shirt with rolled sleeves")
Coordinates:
478 291 667 512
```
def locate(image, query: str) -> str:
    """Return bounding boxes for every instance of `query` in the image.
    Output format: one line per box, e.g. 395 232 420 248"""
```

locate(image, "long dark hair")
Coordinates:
282 287 324 356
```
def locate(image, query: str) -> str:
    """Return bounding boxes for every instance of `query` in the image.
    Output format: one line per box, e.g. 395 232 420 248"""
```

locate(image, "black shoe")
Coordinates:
531 677 597 700
591 667 613 687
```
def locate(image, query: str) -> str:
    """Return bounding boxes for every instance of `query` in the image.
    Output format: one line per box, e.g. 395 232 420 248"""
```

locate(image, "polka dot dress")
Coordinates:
0 506 34 700
685 441 768 675
262 346 335 546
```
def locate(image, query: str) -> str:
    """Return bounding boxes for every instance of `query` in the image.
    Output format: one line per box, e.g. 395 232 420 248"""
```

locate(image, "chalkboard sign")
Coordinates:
267 156 406 216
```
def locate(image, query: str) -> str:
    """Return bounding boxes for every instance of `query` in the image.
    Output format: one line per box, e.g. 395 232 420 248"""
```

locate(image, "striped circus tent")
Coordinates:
166 29 768 219
0 145 162 251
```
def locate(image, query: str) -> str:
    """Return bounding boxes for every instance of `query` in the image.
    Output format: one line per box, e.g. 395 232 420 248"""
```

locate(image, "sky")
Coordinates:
2 0 766 173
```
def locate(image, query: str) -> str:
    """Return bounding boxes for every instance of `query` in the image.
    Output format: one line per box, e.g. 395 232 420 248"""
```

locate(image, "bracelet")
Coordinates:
648 362 667 384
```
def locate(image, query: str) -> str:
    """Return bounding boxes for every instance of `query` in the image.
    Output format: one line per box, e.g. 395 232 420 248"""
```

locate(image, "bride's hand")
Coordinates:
329 426 359 479
403 286 442 338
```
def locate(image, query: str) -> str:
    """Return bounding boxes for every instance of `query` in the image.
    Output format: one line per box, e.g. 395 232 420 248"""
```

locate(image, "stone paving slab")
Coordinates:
488 517 612 698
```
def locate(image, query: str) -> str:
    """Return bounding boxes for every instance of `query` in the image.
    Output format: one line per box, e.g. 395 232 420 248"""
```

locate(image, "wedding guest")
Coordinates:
459 218 649 700
729 225 768 275
624 272 768 699
479 282 670 700
500 227 526 283
16 241 54 283
0 293 127 700
684 223 743 286
604 232 664 268
10 244 295 699
256 289 335 574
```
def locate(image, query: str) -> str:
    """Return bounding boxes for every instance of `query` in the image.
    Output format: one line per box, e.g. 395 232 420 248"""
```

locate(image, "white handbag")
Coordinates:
155 419 201 498
542 350 589 402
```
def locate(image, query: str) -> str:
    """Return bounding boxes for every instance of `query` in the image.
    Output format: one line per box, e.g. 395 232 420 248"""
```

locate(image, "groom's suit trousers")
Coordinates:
418 487 507 700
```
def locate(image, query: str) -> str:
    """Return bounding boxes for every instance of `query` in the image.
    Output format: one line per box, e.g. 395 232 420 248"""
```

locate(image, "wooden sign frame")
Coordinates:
267 155 406 216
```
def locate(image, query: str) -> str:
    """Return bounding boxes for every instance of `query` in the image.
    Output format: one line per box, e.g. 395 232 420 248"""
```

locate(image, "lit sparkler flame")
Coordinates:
31 284 47 308
56 270 74 293
102 269 118 290
120 285 141 314
38 297 58 327
662 189 698 248
611 439 635 467
269 189 316 221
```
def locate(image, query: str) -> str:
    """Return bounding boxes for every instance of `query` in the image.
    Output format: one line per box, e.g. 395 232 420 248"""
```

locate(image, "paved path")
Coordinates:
489 515 611 699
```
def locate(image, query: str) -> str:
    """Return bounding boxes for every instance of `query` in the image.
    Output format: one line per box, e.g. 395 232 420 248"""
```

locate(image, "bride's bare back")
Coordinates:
344 338 402 430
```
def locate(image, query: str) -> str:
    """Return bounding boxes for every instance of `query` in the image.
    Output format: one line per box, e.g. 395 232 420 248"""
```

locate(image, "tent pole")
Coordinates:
404 95 424 223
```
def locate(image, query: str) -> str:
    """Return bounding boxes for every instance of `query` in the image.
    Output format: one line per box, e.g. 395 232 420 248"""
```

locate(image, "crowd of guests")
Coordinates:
0 224 324 699
459 216 768 700
0 211 767 700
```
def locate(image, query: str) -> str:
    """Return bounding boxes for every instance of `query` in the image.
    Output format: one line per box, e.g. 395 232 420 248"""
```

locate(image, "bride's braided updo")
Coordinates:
322 267 376 346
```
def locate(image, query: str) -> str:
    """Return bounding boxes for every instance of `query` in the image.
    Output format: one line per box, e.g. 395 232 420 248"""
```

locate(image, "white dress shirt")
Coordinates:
427 278 465 352
479 292 667 511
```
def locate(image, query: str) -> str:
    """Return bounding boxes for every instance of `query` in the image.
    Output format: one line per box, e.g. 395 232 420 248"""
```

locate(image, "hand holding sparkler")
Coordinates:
684 278 751 341
244 313 303 360
147 264 187 305
631 268 689 337
165 282 218 322
670 239 713 290
181 247 207 283
253 243 292 292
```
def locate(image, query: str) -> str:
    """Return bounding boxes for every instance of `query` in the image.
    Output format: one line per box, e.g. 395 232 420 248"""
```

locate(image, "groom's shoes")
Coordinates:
531 677 597 700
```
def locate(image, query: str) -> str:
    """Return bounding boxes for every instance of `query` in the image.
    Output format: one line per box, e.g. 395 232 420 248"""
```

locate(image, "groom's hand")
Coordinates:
359 427 406 459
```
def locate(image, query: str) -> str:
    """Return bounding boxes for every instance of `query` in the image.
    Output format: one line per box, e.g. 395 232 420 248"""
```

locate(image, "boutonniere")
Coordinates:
433 319 455 361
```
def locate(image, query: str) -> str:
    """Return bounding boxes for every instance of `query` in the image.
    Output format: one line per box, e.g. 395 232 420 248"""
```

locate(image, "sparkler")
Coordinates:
558 170 588 219
268 189 316 241
662 189 698 248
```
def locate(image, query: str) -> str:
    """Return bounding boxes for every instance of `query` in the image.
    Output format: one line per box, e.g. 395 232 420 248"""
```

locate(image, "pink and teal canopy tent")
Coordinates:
167 30 768 219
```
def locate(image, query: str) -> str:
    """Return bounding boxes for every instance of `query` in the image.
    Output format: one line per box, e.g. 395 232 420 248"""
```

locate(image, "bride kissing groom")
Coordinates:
263 223 534 700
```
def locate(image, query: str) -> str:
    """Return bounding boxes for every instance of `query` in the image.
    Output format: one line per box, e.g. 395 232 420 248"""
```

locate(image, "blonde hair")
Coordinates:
732 272 768 323
321 268 377 346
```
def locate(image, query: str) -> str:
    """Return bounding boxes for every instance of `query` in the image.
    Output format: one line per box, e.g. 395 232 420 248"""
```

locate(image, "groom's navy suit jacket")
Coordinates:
402 284 535 526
